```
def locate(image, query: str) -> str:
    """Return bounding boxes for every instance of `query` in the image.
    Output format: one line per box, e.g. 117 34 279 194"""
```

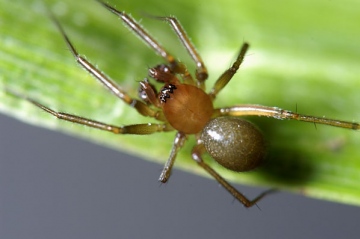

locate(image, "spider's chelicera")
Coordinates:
10 1 359 207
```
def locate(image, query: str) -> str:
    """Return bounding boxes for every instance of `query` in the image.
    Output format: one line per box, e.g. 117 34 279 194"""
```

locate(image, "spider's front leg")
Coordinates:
98 1 199 86
149 15 208 86
50 10 165 121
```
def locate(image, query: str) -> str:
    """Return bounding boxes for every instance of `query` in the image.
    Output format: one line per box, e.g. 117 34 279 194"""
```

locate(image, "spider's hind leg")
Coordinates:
191 143 275 207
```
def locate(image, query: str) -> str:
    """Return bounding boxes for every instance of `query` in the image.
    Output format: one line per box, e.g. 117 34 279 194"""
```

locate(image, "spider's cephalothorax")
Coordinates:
140 64 214 134
11 1 359 207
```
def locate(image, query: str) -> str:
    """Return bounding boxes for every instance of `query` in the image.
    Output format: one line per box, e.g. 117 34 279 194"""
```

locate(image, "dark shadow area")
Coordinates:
259 147 315 185
245 116 315 185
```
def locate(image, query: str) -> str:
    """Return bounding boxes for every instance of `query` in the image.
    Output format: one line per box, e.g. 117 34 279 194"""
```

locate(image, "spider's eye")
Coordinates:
201 117 266 172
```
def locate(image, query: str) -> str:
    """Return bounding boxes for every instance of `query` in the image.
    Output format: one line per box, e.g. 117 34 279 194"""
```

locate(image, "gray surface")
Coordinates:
1 113 360 239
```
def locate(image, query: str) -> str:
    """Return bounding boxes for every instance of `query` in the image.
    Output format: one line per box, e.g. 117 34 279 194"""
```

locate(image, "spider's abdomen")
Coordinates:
161 84 213 134
201 117 266 172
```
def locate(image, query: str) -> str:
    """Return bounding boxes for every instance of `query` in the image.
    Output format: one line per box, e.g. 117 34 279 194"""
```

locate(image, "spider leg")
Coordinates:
98 1 197 86
208 43 249 100
7 90 174 135
191 143 273 207
214 104 360 130
159 132 187 183
98 1 174 64
149 16 208 87
50 11 165 121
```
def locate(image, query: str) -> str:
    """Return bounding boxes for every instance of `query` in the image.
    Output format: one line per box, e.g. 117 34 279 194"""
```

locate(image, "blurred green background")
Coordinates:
1 0 359 206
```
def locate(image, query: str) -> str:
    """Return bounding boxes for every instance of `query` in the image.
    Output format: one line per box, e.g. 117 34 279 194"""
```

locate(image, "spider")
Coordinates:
9 1 359 207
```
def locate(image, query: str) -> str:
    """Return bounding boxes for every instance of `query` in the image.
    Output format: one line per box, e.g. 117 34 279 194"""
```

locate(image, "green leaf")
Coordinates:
1 0 360 206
